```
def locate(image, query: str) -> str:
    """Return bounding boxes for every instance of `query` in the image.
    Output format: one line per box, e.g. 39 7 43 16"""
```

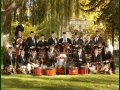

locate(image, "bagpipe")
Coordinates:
58 42 72 61
37 46 47 66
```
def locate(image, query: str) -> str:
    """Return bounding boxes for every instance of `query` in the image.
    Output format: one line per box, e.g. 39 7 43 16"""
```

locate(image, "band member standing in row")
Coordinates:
37 34 47 48
46 45 58 67
73 33 84 52
47 31 58 49
37 34 47 53
59 32 72 44
84 35 94 54
93 30 103 45
3 46 16 74
26 31 37 49
73 47 86 67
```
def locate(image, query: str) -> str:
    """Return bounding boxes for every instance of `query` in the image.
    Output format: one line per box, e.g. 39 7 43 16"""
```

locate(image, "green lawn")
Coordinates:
2 72 119 90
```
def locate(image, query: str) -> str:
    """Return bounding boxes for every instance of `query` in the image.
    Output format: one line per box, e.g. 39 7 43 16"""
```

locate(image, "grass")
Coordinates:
1 71 119 90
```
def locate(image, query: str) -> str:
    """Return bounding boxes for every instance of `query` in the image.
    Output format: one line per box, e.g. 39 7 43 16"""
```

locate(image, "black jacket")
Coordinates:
73 38 84 48
102 51 113 61
26 37 37 48
93 36 103 45
37 40 47 47
84 40 94 54
59 38 72 44
73 52 86 63
91 54 102 62
27 54 38 64
3 52 16 68
47 37 58 46
16 55 27 68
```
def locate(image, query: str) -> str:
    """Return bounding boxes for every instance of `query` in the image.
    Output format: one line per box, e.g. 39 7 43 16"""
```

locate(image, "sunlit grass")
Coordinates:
2 71 119 90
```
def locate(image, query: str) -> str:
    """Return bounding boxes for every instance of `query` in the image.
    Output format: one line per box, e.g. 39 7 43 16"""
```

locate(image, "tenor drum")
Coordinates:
33 67 43 75
68 67 78 75
45 67 56 76
79 66 88 74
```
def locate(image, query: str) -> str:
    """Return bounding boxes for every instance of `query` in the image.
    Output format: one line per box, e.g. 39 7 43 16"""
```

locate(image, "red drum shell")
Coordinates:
79 66 88 74
34 67 43 75
57 66 64 74
68 67 78 75
45 68 56 76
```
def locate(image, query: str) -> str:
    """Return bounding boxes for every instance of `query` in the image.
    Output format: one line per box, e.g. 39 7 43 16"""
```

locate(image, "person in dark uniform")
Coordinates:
47 31 58 49
37 34 47 47
59 32 72 44
13 25 24 56
37 34 47 53
16 49 28 74
91 48 102 63
26 31 37 49
3 46 16 74
26 49 39 73
26 31 37 56
72 32 84 52
73 47 86 67
59 32 72 53
16 49 27 68
89 47 102 73
93 30 103 46
102 45 116 74
84 34 94 54
45 44 58 67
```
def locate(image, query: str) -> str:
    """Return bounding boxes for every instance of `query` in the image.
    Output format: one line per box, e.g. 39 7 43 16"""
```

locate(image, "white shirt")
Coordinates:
59 53 67 58
78 52 81 58
108 44 113 54
63 38 67 42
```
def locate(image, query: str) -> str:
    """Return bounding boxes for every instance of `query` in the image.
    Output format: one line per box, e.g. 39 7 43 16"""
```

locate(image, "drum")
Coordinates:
79 66 88 74
33 67 43 75
45 67 56 76
68 67 78 75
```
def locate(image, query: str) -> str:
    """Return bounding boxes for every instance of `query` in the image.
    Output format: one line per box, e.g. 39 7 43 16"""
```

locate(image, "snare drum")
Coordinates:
79 66 88 74
68 67 78 75
33 67 43 75
45 67 56 76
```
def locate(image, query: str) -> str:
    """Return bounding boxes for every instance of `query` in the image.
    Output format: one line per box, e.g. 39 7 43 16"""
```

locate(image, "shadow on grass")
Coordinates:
2 78 95 90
